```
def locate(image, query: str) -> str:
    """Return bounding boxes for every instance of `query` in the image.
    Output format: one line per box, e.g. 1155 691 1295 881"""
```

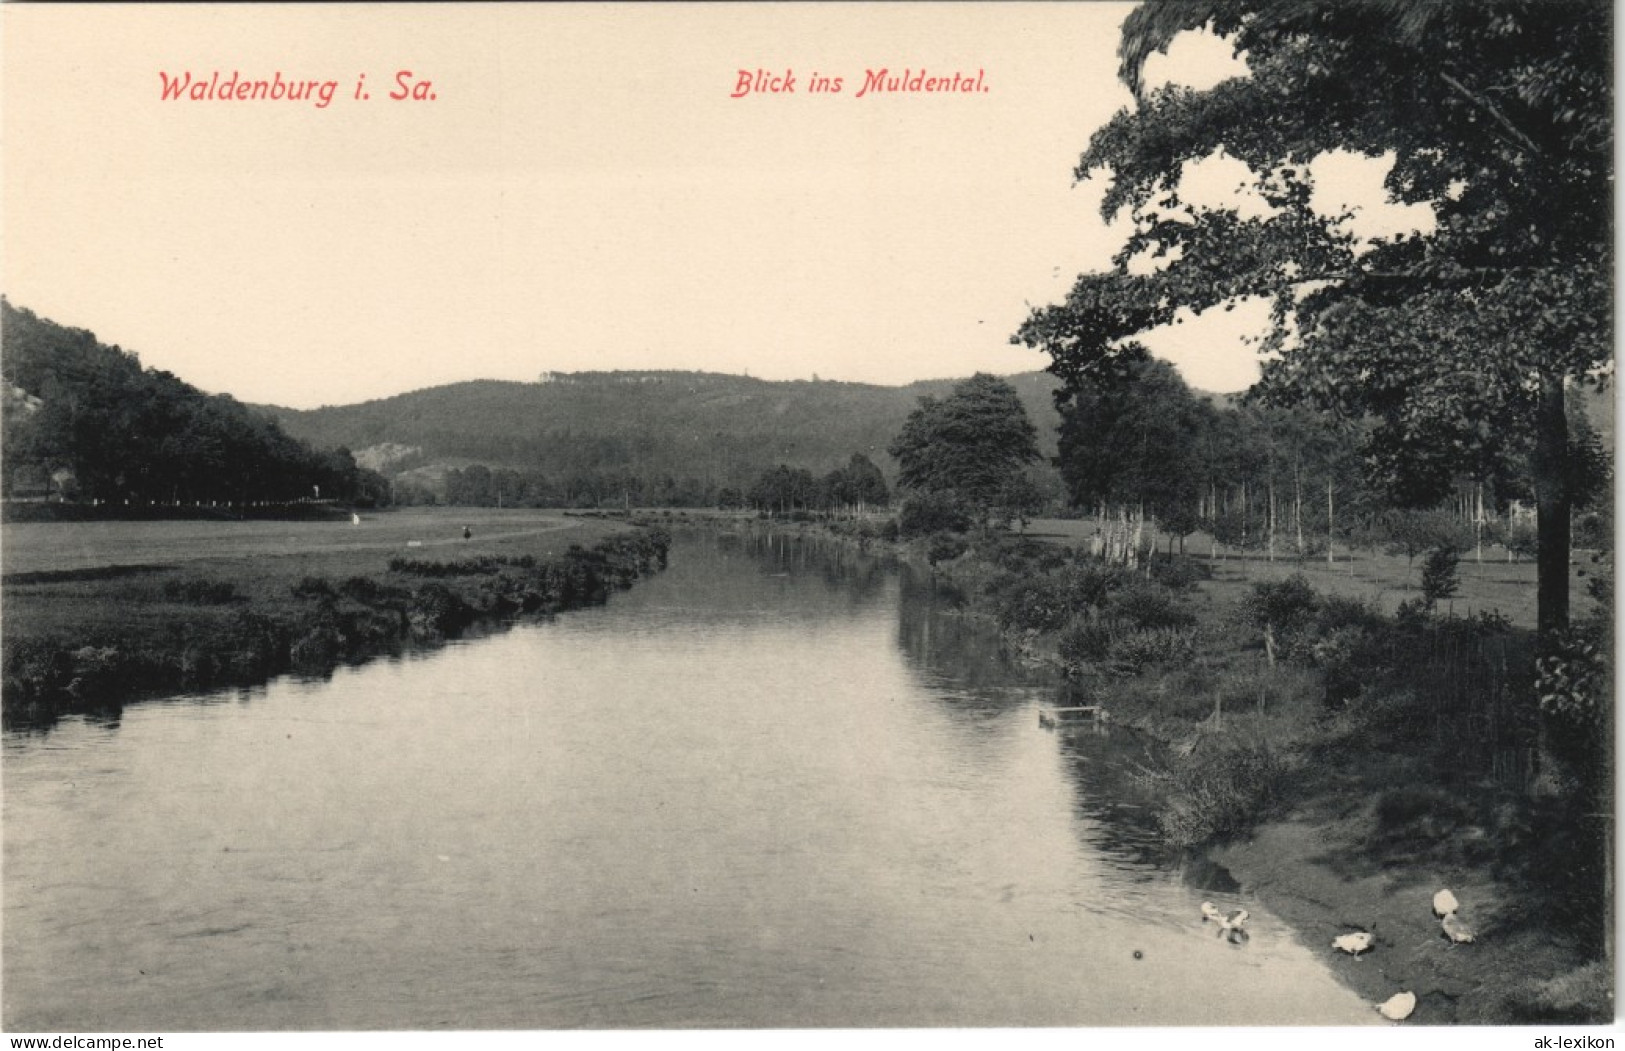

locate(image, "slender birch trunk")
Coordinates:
1326 477 1336 565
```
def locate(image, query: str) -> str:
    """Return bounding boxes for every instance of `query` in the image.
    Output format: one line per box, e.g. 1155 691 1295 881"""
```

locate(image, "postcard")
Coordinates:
2 3 1613 1047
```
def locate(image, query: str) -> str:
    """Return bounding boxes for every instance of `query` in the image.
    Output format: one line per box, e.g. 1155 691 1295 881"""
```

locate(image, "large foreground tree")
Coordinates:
1016 0 1611 633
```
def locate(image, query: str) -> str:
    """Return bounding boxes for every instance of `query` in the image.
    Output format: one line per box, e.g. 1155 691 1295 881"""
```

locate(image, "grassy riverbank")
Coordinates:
2 509 670 727
964 532 1610 1023
707 510 1612 1024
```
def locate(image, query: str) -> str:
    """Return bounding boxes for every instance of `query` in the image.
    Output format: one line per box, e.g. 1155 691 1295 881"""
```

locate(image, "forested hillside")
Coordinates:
1 301 386 508
263 370 1066 505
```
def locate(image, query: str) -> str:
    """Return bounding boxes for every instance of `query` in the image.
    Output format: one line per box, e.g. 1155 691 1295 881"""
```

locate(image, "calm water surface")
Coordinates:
4 532 1376 1029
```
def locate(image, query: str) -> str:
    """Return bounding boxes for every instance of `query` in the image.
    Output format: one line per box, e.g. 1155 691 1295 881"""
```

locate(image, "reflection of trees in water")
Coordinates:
4 703 123 736
1054 733 1181 875
726 529 891 604
633 530 894 629
890 557 1237 892
1051 734 1241 895
895 564 1055 694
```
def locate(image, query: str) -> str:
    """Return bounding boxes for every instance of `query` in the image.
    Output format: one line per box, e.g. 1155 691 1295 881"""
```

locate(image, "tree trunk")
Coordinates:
1241 480 1248 558
1293 453 1304 559
1533 375 1571 634
1130 502 1145 570
1267 479 1277 562
1474 481 1484 564
1326 478 1336 565
1210 483 1220 561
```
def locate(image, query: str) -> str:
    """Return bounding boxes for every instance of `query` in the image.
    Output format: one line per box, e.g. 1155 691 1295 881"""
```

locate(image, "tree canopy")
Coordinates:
1015 0 1611 631
1056 354 1209 524
888 373 1041 523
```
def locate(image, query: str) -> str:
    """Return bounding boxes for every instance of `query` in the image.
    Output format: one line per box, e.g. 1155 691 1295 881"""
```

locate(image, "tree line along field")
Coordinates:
1021 519 1602 631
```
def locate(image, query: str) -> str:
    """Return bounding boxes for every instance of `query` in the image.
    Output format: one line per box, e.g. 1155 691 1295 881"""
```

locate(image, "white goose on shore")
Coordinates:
1332 931 1375 956
1377 991 1417 1021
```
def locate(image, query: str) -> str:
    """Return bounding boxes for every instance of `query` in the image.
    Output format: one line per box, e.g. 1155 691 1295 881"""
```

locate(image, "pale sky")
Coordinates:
3 4 1378 409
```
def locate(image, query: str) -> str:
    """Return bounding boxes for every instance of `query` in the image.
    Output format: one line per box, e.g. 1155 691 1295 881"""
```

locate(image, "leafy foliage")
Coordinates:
1055 355 1211 522
897 491 974 538
1015 0 1612 631
1420 546 1462 608
888 373 1041 524
2 300 386 507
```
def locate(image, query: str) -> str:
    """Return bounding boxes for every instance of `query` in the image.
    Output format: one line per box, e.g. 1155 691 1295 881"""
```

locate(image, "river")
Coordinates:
3 530 1376 1029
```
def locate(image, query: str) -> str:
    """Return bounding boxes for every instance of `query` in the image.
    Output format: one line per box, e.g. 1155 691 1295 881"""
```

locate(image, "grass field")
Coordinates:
1 509 663 721
1020 517 1602 629
1 508 628 578
3 509 636 643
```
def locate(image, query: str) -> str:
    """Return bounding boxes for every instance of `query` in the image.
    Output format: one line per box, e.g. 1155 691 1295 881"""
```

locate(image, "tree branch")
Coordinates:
1438 70 1543 158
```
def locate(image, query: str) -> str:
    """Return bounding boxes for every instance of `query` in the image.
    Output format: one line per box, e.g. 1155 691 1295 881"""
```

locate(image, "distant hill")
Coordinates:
261 370 1066 500
1 300 385 508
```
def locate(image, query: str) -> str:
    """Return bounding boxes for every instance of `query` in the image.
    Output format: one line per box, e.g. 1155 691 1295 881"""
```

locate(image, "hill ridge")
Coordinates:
260 368 1068 504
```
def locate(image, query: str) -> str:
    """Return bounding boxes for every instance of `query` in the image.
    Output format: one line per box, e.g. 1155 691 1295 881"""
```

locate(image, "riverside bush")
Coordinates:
1059 561 1131 610
926 532 970 567
291 576 336 600
1156 742 1299 848
1106 627 1196 676
340 576 409 606
988 573 1072 631
1057 614 1125 667
1105 581 1196 631
1147 557 1212 591
1314 595 1385 635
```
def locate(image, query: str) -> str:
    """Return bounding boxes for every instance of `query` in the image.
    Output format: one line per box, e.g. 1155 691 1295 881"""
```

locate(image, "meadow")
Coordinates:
2 509 667 724
2 508 625 578
1020 518 1603 630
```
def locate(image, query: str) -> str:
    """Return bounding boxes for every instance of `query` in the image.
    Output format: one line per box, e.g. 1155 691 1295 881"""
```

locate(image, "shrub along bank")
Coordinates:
906 527 1611 1023
2 527 670 726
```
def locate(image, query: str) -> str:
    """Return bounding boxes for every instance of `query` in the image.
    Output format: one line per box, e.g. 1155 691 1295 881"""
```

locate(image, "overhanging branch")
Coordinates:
1438 70 1544 158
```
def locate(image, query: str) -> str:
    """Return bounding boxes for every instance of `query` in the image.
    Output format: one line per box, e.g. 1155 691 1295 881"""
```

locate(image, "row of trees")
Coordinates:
880 360 1604 584
1013 0 1609 634
390 453 892 513
1 301 388 508
1050 354 1608 567
740 454 890 514
395 464 721 509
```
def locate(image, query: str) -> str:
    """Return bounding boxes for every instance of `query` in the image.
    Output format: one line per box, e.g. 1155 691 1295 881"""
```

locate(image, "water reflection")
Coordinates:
4 530 1375 1030
891 547 1259 897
